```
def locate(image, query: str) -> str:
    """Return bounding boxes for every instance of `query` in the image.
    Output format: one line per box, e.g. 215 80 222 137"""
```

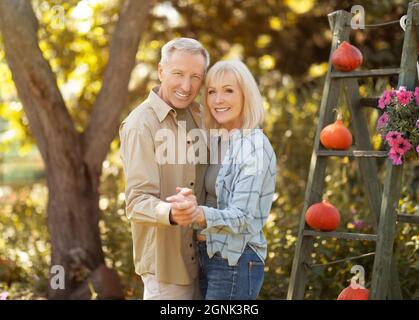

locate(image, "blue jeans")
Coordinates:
197 241 265 300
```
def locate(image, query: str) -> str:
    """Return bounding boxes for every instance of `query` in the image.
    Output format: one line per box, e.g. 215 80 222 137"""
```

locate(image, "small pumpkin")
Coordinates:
337 284 369 300
320 112 353 150
331 41 363 72
305 199 340 231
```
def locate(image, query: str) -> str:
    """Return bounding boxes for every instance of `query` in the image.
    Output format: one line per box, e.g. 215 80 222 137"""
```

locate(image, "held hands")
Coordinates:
166 187 206 227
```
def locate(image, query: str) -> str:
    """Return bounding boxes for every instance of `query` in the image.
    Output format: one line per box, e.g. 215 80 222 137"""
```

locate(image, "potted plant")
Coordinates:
376 86 419 165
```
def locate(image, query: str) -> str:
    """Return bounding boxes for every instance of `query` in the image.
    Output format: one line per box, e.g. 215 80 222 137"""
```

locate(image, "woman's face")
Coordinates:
206 71 244 131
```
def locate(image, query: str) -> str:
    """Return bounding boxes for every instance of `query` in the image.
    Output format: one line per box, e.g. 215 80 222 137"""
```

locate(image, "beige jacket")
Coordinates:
119 87 207 285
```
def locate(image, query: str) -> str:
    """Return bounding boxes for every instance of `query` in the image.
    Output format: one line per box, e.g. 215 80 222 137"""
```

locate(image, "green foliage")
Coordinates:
0 183 50 299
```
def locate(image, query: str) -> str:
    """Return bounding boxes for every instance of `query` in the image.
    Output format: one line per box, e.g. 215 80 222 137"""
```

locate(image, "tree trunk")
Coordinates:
46 159 118 299
0 0 152 299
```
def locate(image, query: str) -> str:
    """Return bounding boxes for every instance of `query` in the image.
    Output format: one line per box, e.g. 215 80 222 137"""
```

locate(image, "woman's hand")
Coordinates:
166 187 199 226
195 206 206 228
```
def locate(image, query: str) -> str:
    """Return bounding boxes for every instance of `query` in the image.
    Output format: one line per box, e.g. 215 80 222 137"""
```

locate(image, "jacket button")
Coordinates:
190 182 194 186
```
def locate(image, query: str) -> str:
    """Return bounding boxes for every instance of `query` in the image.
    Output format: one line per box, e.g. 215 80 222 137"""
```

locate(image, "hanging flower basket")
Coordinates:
376 86 419 165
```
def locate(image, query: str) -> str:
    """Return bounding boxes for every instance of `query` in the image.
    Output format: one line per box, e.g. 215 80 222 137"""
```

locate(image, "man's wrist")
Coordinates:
169 209 177 225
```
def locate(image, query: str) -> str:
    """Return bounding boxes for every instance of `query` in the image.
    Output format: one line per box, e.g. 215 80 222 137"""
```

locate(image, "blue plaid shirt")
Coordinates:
200 129 277 266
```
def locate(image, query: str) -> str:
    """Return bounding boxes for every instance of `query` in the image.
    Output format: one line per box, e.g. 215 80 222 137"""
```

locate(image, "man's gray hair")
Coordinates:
160 38 210 70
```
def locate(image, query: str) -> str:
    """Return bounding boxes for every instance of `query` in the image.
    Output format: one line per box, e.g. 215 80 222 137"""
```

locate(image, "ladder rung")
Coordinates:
397 214 419 224
303 230 378 241
360 97 379 108
331 68 400 79
309 252 375 268
316 150 388 157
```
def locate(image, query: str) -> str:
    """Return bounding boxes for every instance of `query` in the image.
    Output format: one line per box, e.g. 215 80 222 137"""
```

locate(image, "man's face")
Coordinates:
158 50 206 109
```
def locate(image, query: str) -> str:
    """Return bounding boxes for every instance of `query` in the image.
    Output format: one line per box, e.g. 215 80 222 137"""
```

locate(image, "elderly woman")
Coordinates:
168 60 276 300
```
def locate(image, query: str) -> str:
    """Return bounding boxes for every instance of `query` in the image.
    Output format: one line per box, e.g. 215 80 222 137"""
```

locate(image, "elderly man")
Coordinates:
119 38 209 299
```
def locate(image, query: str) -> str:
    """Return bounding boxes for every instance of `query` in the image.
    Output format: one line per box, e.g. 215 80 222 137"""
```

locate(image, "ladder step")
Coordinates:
316 149 388 157
360 97 379 108
309 252 375 268
331 68 400 79
303 230 378 241
397 214 419 224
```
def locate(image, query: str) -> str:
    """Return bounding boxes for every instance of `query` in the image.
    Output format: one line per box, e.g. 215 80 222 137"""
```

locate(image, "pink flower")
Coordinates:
416 119 419 129
389 89 397 98
377 112 389 129
392 136 412 154
385 131 402 144
353 220 364 230
415 87 419 105
396 86 413 105
0 292 9 300
416 145 419 153
388 148 403 165
378 90 392 109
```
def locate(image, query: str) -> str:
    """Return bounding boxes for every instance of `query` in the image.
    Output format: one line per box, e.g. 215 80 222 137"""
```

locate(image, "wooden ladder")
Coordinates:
287 2 419 300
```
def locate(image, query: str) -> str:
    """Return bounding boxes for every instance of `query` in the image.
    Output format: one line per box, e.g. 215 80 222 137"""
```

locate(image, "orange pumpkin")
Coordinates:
320 112 353 150
305 199 340 231
331 41 363 72
337 284 369 300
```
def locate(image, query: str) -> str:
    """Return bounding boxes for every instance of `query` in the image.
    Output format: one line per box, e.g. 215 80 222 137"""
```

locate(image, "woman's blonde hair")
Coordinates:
203 60 264 130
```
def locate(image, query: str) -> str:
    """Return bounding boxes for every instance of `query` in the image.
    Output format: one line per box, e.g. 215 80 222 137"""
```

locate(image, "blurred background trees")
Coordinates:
0 0 152 299
0 0 417 299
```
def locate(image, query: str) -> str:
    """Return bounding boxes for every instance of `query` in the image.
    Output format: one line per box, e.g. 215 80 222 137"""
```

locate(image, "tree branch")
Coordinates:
0 0 81 169
83 0 153 180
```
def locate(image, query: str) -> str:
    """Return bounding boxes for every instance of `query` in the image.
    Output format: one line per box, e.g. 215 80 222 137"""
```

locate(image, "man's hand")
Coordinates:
166 188 199 227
